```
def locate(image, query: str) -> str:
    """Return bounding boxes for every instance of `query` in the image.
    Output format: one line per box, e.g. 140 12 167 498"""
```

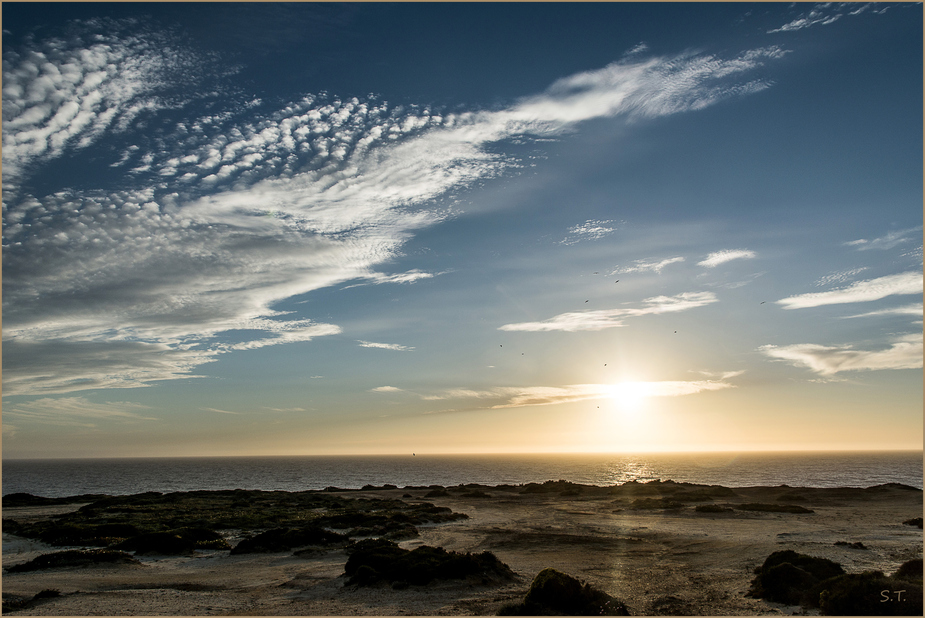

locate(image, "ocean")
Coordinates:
2 451 921 498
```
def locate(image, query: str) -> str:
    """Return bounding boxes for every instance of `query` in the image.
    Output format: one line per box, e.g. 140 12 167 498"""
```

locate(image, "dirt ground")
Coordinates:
2 483 922 615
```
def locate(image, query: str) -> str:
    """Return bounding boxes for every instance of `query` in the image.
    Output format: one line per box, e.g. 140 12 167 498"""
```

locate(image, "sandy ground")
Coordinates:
2 484 922 615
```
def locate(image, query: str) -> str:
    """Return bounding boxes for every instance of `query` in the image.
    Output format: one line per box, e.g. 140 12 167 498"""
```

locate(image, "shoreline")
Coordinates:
2 480 922 615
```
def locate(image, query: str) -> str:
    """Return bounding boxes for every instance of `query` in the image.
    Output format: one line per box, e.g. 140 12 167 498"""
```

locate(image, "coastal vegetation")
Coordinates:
343 538 515 587
748 550 923 615
497 568 629 615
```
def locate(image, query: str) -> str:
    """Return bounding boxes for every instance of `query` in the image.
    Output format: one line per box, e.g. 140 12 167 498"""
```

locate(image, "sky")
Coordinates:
2 2 922 459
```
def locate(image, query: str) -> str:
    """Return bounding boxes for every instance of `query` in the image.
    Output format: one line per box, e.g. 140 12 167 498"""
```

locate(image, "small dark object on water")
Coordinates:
833 541 867 550
903 517 923 528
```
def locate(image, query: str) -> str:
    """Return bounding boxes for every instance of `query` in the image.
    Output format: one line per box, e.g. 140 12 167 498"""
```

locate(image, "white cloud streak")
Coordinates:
422 379 736 409
760 333 923 375
844 226 923 251
3 396 157 426
499 291 717 332
357 341 415 351
697 249 756 268
776 272 923 310
2 24 785 395
613 256 685 275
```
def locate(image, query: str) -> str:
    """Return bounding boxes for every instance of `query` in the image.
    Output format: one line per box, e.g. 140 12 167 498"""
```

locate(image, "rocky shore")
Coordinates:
2 480 922 615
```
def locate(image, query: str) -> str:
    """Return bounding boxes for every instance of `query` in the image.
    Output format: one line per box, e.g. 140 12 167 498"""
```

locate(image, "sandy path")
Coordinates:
2 485 921 615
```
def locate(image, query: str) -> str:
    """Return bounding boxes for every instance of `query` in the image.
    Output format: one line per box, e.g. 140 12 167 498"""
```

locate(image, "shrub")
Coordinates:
344 538 515 587
498 568 629 615
816 571 923 616
833 541 867 550
893 558 923 582
737 503 814 514
630 498 684 510
747 550 844 605
114 532 197 555
6 549 140 572
231 525 347 554
695 504 734 513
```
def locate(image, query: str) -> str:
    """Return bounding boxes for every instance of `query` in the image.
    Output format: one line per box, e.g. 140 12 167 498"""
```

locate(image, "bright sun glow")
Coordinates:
606 381 651 413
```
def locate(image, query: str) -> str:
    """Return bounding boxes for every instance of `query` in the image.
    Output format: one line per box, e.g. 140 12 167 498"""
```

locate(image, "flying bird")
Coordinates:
615 280 619 283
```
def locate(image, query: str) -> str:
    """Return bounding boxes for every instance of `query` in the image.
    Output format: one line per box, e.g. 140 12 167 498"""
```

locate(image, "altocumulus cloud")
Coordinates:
2 21 786 396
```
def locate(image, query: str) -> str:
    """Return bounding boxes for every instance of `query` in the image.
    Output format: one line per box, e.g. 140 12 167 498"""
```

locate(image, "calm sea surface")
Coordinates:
2 452 922 498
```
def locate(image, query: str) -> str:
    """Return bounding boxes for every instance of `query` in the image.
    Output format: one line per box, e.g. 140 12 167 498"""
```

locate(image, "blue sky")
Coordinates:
2 2 922 458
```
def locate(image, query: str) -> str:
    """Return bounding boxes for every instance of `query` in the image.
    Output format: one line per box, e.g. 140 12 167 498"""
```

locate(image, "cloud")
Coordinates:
3 24 786 395
422 378 737 409
814 267 869 287
842 303 923 319
499 291 717 332
759 333 923 375
200 407 240 415
2 18 230 186
371 386 403 392
559 219 619 245
3 396 157 426
697 249 756 268
776 272 923 310
613 256 685 275
357 341 415 351
844 226 923 251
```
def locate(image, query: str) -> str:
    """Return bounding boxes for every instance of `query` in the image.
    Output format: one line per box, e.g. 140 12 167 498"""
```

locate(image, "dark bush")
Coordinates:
424 488 449 498
737 503 814 514
114 532 197 555
893 558 923 582
748 550 844 605
344 538 515 587
498 568 629 615
816 571 923 615
630 498 684 510
6 549 139 572
695 504 734 513
168 527 230 549
231 525 347 554
833 541 867 550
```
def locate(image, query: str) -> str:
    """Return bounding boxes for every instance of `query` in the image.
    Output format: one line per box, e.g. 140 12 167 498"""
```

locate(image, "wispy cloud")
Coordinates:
613 256 684 275
844 226 923 251
3 396 157 426
559 219 619 245
842 303 923 319
371 385 403 392
697 249 756 268
776 272 923 310
2 23 786 395
201 407 241 415
767 2 887 34
498 291 717 332
422 378 736 409
760 333 923 375
357 341 415 351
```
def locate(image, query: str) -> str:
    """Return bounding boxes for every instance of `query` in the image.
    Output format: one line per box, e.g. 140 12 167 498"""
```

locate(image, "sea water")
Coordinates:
2 451 921 498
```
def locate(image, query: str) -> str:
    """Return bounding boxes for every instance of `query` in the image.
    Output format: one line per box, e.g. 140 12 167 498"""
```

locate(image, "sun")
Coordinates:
605 381 651 414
